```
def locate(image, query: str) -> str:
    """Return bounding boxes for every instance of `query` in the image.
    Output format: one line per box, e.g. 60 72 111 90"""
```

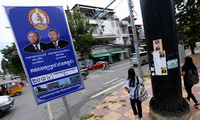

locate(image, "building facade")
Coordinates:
70 4 144 66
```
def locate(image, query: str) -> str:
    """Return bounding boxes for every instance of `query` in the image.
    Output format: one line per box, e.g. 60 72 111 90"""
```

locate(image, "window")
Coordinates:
111 21 115 27
116 21 119 27
92 25 98 34
101 26 105 31
140 52 147 57
117 30 120 35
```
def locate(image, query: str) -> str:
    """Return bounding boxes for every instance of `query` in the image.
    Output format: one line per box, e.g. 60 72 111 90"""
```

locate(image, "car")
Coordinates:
130 51 148 66
11 76 25 86
79 66 89 80
0 96 15 118
0 75 5 81
87 61 106 70
0 80 23 96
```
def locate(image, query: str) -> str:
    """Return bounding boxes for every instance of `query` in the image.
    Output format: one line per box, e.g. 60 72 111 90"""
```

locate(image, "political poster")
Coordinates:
5 6 85 105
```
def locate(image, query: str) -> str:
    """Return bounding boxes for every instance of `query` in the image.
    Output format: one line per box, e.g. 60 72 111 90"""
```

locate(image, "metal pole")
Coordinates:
127 0 143 78
62 96 73 120
140 0 190 118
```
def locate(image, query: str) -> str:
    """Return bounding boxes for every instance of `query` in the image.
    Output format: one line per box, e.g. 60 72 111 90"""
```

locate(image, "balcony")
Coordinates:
121 21 129 26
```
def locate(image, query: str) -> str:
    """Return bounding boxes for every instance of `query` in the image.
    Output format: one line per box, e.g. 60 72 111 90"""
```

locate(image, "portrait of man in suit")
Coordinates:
159 51 165 58
48 29 70 49
23 31 49 53
161 67 167 73
155 45 161 51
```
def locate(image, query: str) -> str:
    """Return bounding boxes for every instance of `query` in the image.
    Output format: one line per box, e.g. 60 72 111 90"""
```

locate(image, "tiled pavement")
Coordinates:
85 49 200 120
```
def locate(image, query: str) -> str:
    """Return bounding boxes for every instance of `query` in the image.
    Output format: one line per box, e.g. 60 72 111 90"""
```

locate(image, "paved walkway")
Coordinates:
84 49 200 120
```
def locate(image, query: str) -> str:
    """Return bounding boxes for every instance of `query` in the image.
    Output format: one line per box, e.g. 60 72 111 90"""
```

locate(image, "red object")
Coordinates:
19 82 24 86
1 86 5 92
87 61 106 70
179 34 185 41
54 42 58 49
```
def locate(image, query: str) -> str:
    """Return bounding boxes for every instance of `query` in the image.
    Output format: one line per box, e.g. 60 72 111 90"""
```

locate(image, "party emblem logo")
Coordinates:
28 8 50 30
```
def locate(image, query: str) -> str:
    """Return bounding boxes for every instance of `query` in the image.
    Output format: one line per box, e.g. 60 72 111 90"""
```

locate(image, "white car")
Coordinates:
0 75 5 80
0 96 15 118
130 51 148 66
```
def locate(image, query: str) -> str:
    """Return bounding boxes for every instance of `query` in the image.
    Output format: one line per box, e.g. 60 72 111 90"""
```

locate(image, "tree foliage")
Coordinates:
175 0 200 54
66 6 96 66
1 43 24 74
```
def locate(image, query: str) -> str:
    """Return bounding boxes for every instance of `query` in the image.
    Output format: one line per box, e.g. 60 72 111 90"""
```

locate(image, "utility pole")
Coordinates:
140 0 190 119
127 0 143 78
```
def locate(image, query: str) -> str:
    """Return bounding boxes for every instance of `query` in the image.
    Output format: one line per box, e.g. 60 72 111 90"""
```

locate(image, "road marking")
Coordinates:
104 76 109 78
81 90 86 93
103 78 119 85
101 70 114 72
98 87 103 90
91 81 125 99
111 79 125 85
47 102 53 120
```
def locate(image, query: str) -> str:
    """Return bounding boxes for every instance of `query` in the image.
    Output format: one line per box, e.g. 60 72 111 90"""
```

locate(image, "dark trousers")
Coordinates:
130 98 142 118
184 81 198 103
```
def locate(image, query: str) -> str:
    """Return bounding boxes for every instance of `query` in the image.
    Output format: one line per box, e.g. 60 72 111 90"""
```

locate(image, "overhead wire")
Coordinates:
93 0 124 33
133 9 138 17
114 0 124 10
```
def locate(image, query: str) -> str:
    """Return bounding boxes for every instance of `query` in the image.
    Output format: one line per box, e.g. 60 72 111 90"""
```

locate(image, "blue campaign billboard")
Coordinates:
5 6 85 105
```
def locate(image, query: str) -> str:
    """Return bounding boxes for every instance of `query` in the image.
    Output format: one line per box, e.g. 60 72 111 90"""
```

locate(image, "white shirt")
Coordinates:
53 40 59 47
33 43 41 51
125 76 143 99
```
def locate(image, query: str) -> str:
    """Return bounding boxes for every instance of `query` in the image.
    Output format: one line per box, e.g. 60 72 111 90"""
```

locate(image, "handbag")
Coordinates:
136 77 148 102
187 69 199 85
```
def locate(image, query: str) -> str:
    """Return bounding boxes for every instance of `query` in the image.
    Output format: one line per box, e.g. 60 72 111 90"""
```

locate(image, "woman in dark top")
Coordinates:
181 56 199 107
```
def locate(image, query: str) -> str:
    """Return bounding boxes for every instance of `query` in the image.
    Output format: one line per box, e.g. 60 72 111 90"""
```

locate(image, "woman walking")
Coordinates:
181 56 200 107
124 67 144 120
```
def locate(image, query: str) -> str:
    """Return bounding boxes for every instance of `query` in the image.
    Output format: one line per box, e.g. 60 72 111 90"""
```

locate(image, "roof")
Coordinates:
71 4 114 11
122 16 137 21
0 80 19 85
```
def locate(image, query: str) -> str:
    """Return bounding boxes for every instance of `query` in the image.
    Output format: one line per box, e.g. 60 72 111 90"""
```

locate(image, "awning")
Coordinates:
92 52 111 58
110 50 127 54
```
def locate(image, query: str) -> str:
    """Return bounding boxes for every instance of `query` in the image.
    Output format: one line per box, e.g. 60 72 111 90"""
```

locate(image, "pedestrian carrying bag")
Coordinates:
187 69 199 85
136 77 148 102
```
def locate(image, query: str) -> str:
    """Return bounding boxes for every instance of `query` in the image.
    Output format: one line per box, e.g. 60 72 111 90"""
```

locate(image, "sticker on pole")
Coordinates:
167 59 178 69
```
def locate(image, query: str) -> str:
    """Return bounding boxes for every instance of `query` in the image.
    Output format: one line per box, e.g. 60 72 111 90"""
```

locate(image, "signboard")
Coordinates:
5 6 84 105
179 34 185 41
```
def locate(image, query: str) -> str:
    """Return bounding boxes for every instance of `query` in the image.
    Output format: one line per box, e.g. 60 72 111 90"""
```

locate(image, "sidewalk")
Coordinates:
84 49 200 120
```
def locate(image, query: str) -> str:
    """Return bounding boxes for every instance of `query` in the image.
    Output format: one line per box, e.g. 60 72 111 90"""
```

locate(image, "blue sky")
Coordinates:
0 0 143 72
59 78 71 86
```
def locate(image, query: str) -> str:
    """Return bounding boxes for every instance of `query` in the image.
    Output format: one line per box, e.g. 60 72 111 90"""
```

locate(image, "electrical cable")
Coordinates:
114 0 124 10
133 9 138 17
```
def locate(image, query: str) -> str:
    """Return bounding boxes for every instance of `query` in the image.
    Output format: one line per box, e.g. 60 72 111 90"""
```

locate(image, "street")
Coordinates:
1 42 200 120
1 60 149 120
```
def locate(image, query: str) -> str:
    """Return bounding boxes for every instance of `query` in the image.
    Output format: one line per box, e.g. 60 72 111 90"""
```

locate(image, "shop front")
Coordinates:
91 46 127 63
110 50 127 62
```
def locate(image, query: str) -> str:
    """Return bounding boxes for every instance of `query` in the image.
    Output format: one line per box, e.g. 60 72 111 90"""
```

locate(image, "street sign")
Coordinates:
5 6 84 105
179 34 185 41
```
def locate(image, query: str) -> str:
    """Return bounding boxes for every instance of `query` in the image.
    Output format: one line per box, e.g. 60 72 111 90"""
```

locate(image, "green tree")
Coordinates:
66 6 96 67
175 0 200 54
0 71 3 75
1 43 24 74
